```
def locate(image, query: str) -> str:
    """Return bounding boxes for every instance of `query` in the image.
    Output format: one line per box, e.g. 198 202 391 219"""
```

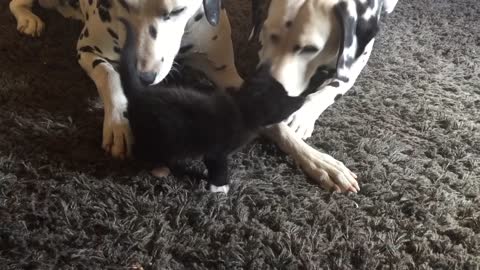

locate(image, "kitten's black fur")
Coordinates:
118 19 305 192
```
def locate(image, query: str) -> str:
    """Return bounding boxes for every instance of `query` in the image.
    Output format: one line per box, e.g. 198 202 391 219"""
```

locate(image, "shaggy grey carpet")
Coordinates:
0 0 479 269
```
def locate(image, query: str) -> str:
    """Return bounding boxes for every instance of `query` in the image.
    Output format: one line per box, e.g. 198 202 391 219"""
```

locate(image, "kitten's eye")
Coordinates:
300 45 319 54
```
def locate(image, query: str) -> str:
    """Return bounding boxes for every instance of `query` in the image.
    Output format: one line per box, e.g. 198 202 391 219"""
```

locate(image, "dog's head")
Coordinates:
118 0 222 85
250 0 380 95
235 63 306 127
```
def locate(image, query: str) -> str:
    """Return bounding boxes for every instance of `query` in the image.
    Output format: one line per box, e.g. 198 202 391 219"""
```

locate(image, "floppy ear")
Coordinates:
248 0 271 42
203 0 221 26
333 1 379 72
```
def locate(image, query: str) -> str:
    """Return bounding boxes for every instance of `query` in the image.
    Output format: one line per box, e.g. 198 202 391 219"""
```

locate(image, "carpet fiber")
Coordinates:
1 0 479 269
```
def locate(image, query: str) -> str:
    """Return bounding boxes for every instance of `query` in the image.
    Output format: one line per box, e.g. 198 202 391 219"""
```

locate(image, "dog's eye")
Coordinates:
293 45 319 54
270 34 280 43
170 7 186 16
300 45 319 54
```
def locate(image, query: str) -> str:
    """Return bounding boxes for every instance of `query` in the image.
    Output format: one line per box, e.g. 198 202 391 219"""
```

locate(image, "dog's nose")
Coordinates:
139 71 157 85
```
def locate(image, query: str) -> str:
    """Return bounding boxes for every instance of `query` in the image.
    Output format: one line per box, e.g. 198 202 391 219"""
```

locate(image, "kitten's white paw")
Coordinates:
209 185 229 194
151 167 171 178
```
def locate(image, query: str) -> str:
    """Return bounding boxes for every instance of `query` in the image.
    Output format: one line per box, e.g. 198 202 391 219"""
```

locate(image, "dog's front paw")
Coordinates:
285 100 322 140
16 13 44 37
300 149 359 193
102 109 133 159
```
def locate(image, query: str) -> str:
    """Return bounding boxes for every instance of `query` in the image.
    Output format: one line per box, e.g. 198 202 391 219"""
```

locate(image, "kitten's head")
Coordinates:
235 63 306 127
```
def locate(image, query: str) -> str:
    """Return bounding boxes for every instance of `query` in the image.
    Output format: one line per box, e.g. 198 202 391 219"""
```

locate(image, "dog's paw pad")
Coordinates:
209 185 229 194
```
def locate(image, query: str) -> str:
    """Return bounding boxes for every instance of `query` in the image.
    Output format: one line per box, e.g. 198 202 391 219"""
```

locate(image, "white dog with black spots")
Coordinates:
248 0 399 192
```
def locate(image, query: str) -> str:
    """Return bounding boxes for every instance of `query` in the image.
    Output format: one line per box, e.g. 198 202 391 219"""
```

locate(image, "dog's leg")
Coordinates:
204 154 230 194
181 10 243 89
262 123 359 193
285 39 376 140
77 51 133 159
9 0 45 36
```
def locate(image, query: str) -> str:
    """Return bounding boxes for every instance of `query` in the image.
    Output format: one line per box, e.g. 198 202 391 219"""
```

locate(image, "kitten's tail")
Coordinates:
118 18 142 99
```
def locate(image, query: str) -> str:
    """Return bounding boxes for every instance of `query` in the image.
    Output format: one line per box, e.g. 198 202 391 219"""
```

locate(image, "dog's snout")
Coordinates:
139 71 157 85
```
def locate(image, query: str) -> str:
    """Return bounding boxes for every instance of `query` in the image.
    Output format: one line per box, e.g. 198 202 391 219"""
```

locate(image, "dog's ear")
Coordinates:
203 0 221 26
248 0 271 42
333 1 379 71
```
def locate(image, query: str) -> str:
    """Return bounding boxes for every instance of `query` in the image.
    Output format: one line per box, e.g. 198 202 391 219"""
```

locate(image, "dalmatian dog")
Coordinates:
9 0 243 159
248 0 399 192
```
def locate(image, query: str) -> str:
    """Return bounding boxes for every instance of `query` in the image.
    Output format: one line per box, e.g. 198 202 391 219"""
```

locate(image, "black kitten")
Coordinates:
118 19 305 193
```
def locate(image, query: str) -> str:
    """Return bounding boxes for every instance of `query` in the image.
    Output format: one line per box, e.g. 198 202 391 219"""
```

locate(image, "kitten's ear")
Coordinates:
253 61 272 78
249 0 271 42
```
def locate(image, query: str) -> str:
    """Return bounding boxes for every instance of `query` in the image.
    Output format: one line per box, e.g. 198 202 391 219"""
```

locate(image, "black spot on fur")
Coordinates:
194 13 203 21
78 46 94 53
337 76 349 83
343 18 355 48
94 46 103 54
68 0 79 9
212 35 218 40
354 0 369 15
286 21 292 28
97 0 112 22
83 28 89 38
98 8 111 22
355 16 379 58
107 28 119 40
215 65 227 71
118 0 130 12
88 0 93 5
114 46 121 54
335 2 356 68
334 94 343 101
345 56 355 67
92 59 106 68
149 25 157 40
335 2 355 49
97 0 111 9
85 12 89 21
329 81 340 87
179 44 194 54
76 54 81 61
